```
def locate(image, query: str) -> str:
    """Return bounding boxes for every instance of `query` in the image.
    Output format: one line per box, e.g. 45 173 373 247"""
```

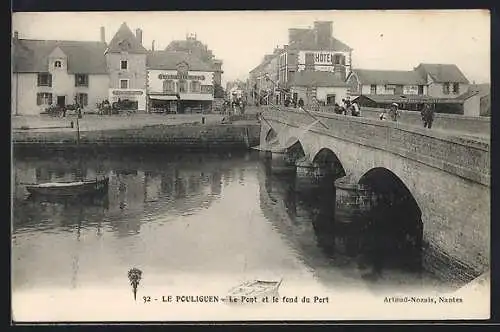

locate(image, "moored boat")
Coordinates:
26 177 109 197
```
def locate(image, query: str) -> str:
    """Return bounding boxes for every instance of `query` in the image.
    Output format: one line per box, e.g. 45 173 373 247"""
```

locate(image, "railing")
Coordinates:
313 105 490 136
261 106 490 186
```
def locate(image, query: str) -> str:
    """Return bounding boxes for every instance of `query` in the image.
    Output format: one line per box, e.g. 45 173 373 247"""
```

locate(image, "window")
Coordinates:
120 79 129 89
178 80 187 93
370 84 377 94
453 83 460 94
76 93 88 106
75 74 89 87
37 73 52 87
54 61 62 68
304 52 315 70
443 82 450 95
190 81 201 93
120 60 128 70
163 80 174 93
418 85 424 95
36 93 52 105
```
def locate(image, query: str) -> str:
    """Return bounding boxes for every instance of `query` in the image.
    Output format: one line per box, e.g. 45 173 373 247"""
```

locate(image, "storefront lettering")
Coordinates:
158 74 206 81
112 90 144 95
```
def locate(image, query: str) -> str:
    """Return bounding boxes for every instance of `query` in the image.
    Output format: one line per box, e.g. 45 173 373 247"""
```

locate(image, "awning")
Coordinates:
149 95 178 101
179 93 214 101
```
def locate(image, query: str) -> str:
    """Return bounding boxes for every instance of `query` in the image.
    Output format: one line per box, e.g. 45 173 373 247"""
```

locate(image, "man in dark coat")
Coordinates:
421 104 435 128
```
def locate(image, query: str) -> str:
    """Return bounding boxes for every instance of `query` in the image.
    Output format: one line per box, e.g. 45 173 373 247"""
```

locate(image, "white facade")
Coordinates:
148 69 214 101
360 84 428 96
12 72 109 116
316 87 348 105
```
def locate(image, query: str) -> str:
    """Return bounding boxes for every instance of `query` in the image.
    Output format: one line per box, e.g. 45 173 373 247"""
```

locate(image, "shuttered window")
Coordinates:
37 73 52 87
36 93 52 105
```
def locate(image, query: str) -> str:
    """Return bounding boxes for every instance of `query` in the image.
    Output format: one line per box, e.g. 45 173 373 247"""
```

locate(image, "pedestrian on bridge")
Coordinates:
421 104 435 129
389 103 401 122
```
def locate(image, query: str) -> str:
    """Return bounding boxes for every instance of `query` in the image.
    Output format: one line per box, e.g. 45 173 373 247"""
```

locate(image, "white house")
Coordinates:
289 70 348 106
147 51 214 114
12 31 109 116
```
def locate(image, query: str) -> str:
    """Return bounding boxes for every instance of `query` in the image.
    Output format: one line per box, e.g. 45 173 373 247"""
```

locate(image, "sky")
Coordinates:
12 10 490 86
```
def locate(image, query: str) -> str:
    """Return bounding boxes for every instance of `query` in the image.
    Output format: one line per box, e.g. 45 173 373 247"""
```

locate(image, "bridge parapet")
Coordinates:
261 107 490 187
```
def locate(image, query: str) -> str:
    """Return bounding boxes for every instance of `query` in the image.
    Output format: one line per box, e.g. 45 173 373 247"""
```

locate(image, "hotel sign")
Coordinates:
314 52 336 64
158 74 206 81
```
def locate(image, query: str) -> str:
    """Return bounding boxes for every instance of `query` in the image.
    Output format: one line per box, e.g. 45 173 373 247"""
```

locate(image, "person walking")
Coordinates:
421 104 435 129
298 98 304 109
350 101 361 117
379 109 388 120
389 103 401 122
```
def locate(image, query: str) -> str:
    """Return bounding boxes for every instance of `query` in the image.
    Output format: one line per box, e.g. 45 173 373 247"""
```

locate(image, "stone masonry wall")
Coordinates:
261 107 490 281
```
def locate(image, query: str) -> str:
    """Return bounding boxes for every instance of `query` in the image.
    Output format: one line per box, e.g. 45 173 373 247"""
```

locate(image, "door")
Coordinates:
57 96 66 107
326 94 336 105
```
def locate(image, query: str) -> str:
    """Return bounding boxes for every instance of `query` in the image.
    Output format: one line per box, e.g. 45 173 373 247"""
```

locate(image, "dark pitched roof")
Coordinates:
289 30 352 52
12 39 108 74
146 51 213 71
289 70 347 87
106 22 147 54
415 63 469 84
352 69 426 85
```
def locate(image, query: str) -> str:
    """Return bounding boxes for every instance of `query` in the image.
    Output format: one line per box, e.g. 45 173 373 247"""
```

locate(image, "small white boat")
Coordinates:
26 177 109 197
223 279 283 304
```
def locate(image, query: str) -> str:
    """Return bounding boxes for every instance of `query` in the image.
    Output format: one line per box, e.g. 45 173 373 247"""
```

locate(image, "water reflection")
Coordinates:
258 159 451 292
12 148 452 296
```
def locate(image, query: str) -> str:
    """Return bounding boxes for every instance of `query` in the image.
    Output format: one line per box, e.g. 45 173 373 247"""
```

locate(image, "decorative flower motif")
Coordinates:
127 268 142 301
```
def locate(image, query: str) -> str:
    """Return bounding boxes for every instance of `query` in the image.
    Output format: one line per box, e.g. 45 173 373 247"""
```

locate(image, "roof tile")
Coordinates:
13 39 108 74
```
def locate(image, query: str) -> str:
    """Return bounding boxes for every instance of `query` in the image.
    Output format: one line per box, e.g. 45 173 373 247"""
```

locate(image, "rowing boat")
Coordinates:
26 177 109 197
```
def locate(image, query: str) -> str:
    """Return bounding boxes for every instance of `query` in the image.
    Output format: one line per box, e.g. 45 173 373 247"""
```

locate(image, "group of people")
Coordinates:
333 98 361 117
378 102 435 128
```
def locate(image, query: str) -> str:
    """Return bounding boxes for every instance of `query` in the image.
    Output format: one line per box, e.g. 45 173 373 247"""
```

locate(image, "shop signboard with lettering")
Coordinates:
108 88 146 110
148 69 214 94
403 85 419 95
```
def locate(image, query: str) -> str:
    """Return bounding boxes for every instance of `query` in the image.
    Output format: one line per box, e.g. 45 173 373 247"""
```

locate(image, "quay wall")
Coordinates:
12 123 261 151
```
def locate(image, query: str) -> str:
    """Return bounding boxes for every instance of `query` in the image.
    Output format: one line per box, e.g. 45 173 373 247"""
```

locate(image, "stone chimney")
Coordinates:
136 28 143 45
314 21 332 48
152 40 155 51
100 27 105 43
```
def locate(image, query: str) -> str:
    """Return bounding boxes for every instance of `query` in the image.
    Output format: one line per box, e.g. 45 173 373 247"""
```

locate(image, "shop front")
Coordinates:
148 93 179 114
108 88 146 111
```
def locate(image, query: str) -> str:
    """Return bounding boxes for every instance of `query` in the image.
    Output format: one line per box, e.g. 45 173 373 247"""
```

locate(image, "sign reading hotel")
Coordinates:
298 51 350 66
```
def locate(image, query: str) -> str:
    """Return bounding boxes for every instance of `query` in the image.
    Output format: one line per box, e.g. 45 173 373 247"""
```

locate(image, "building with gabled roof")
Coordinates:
289 70 349 106
348 63 478 115
248 20 353 107
105 22 148 111
12 31 110 115
146 50 216 114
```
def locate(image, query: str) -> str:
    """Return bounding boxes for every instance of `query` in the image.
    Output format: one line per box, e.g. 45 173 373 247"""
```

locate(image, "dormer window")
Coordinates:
54 60 62 68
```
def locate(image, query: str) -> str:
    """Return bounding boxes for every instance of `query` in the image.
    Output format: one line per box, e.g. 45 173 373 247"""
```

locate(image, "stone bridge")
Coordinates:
258 106 490 282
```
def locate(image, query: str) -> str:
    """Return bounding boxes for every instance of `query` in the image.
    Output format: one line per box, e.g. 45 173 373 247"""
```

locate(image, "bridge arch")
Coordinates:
312 148 347 180
358 167 423 274
285 138 306 164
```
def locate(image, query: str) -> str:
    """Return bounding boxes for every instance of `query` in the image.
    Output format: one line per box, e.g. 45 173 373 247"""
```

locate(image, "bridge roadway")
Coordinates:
258 106 490 283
